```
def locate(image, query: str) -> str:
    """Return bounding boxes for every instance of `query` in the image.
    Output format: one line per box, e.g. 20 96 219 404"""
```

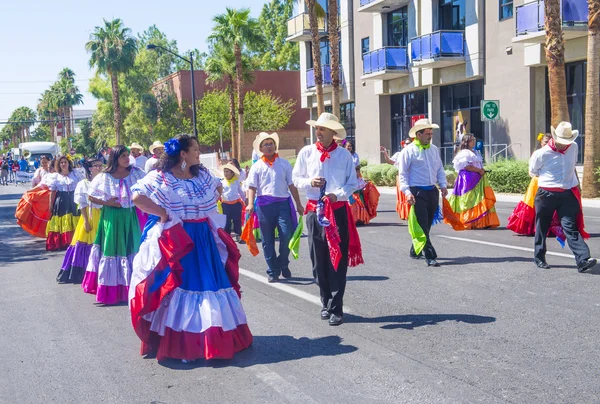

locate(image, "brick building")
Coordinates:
153 70 309 160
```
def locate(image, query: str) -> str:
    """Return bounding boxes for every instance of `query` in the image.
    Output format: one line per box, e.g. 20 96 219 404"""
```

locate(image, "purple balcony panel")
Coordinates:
363 53 372 74
411 37 421 61
386 48 408 69
306 69 315 89
562 0 588 25
440 32 464 56
515 0 542 35
360 0 375 6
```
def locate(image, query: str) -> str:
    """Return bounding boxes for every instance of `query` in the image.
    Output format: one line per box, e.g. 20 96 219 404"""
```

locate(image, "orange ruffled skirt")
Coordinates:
350 182 380 225
396 176 410 220
15 187 52 238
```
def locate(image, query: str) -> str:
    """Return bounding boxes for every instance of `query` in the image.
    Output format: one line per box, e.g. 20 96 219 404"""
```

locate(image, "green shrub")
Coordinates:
445 169 457 188
485 159 530 193
359 159 368 168
359 164 397 186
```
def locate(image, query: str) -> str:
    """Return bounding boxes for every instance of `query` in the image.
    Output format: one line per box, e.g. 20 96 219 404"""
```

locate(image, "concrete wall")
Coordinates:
484 0 534 160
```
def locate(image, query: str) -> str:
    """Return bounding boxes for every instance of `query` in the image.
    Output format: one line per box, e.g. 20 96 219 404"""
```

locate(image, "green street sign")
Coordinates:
481 100 500 121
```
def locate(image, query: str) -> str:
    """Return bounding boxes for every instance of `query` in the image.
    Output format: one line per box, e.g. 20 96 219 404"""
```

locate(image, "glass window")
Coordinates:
440 80 485 146
499 0 513 21
361 37 370 55
439 0 466 30
390 90 428 152
387 7 409 47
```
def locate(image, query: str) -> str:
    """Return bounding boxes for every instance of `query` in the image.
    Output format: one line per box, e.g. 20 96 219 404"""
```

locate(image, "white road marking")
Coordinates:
437 235 598 260
0 224 19 228
250 364 319 404
239 268 352 313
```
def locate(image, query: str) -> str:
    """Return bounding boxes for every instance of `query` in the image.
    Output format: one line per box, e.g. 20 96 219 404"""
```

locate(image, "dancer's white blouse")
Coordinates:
74 179 102 209
42 171 83 192
88 166 145 208
453 149 484 172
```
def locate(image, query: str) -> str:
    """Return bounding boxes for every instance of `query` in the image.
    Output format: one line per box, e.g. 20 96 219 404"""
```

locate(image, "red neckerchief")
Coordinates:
547 138 570 154
316 141 338 162
152 154 158 159
261 153 278 167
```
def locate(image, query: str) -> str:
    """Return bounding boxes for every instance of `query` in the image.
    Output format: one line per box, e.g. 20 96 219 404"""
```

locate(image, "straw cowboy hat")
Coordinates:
253 132 280 156
130 142 144 151
408 118 439 138
306 112 347 140
148 141 164 154
222 163 240 177
551 121 579 145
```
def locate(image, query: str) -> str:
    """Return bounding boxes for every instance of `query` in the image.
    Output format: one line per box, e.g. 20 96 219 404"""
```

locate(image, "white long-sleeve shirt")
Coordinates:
398 143 447 197
292 144 358 202
529 143 579 189
220 177 246 202
246 158 294 198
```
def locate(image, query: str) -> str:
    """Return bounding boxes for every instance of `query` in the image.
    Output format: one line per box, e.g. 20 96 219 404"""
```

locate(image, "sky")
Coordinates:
0 0 271 125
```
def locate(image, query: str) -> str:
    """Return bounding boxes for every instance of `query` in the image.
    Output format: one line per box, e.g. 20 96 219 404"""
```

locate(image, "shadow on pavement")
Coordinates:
158 335 358 370
358 222 405 228
0 191 23 201
439 256 533 266
345 313 496 330
347 275 389 282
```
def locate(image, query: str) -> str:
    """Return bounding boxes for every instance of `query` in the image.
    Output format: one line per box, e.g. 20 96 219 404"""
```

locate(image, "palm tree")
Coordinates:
57 68 83 139
307 0 326 116
205 43 254 158
328 0 340 118
209 8 264 159
545 0 570 126
9 107 36 143
86 18 137 145
582 0 600 197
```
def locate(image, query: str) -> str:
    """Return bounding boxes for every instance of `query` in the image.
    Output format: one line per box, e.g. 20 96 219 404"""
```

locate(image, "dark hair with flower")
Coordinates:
156 134 207 177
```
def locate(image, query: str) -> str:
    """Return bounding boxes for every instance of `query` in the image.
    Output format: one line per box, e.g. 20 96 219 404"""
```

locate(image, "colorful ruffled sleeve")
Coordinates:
131 170 172 212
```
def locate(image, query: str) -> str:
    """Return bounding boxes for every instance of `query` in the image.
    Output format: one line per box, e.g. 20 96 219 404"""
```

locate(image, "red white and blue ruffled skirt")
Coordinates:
129 216 252 362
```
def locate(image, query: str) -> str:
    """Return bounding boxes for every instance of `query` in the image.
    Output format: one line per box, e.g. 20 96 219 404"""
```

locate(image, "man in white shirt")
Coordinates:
398 118 448 267
529 122 596 272
144 141 164 173
130 143 148 169
246 132 304 283
293 113 363 326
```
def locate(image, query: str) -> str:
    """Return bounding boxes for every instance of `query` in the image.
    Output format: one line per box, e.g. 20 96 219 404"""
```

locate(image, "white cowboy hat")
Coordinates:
148 141 164 154
306 112 347 140
253 132 280 157
222 163 240 177
551 122 579 145
130 142 144 151
408 118 440 139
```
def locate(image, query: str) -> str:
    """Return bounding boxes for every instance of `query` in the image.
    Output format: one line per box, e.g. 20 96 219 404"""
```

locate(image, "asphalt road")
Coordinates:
1 183 599 404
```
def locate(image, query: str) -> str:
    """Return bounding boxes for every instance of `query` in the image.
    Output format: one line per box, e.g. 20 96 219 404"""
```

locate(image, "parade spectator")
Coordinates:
129 143 147 168
32 155 51 188
1 159 9 186
34 157 40 169
19 156 28 172
7 155 14 182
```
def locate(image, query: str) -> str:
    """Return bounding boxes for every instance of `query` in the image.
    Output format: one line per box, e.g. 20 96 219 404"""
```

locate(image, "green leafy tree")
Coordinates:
9 106 37 144
209 8 265 159
31 125 52 142
86 18 138 145
73 119 96 157
255 0 300 70
196 91 231 146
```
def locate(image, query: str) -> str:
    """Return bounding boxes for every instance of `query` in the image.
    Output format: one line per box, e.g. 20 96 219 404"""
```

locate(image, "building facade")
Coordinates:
288 0 591 165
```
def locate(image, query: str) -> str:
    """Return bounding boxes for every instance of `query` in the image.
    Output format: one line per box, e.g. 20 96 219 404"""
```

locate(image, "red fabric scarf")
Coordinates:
261 153 279 167
571 186 590 239
547 138 570 154
305 199 364 270
316 141 338 162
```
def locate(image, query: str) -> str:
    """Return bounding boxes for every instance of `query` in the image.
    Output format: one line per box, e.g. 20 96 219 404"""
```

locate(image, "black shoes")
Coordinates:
534 259 551 269
320 310 330 320
578 258 597 273
329 314 343 326
268 275 279 283
426 259 440 267
410 252 424 260
281 268 292 279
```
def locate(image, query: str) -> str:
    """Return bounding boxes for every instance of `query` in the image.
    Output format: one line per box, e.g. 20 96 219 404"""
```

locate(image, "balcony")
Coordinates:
513 0 589 44
361 47 409 80
305 65 343 92
358 0 410 13
286 13 327 42
410 30 465 68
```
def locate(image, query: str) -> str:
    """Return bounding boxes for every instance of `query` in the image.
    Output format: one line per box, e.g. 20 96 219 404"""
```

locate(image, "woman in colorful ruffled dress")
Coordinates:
381 140 412 220
349 166 380 225
56 158 103 284
443 134 500 230
129 134 252 363
44 157 84 251
31 155 51 187
15 156 53 238
82 146 146 305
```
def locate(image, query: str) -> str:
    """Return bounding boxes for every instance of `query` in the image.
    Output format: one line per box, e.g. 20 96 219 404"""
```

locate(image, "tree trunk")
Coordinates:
26 126 30 142
109 71 122 145
308 0 325 116
234 43 244 160
328 0 340 118
545 0 570 126
582 1 600 197
227 76 237 160
64 107 71 140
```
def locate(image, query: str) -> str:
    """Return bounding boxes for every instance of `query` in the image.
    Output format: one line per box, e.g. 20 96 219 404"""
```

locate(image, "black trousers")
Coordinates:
534 188 591 265
222 201 243 235
408 187 439 260
306 206 349 317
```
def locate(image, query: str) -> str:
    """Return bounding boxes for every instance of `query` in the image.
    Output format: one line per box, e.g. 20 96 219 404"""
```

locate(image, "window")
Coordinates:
439 0 466 30
499 0 513 21
387 7 409 47
325 103 355 141
361 37 370 55
390 91 428 153
307 39 331 68
440 80 484 146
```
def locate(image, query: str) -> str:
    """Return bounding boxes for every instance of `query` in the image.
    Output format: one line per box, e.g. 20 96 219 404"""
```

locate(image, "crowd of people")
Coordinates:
11 114 596 363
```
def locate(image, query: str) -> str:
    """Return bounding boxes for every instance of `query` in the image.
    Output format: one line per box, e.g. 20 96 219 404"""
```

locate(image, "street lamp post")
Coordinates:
146 44 198 138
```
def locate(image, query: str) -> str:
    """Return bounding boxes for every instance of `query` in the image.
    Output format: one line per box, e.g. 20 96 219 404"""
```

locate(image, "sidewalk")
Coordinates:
377 187 600 208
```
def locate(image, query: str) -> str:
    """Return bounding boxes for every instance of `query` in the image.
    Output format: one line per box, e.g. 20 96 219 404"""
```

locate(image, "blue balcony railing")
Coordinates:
363 47 408 75
515 0 588 36
410 31 465 62
306 65 342 89
360 0 376 5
